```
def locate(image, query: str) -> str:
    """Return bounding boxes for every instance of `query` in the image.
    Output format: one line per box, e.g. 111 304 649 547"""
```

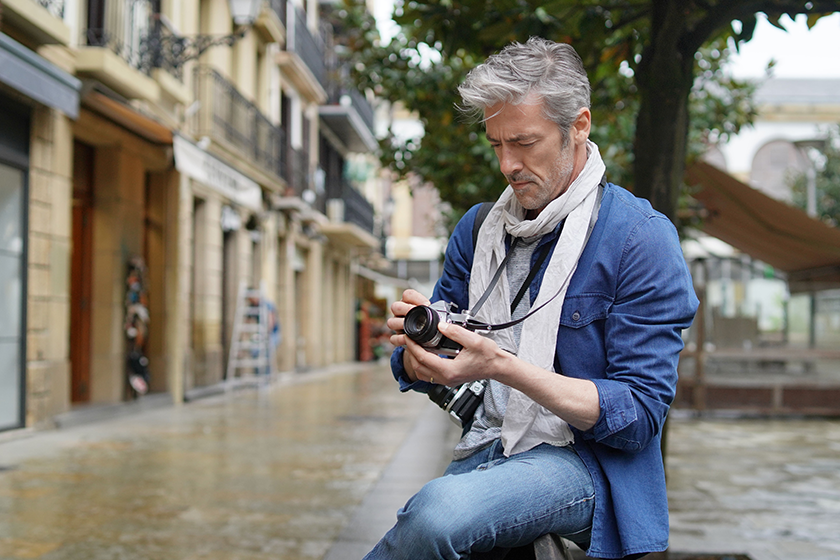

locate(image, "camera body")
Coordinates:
403 301 487 427
428 379 488 427
403 300 472 357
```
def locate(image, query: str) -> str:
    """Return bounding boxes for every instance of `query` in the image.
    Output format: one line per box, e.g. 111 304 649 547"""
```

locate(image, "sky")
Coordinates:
373 7 840 80
727 12 840 79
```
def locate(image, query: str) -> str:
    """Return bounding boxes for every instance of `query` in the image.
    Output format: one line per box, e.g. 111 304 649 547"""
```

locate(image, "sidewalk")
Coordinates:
2 362 839 560
0 361 458 560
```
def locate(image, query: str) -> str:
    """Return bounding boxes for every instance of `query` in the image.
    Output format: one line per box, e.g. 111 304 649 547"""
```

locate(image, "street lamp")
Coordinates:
144 0 262 74
230 0 262 25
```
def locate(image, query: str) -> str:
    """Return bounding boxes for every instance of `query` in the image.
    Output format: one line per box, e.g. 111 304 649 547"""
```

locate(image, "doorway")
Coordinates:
0 163 26 429
70 142 94 403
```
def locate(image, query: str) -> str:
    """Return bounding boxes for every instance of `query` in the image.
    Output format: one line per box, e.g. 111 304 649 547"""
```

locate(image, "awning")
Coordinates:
0 33 80 118
685 160 840 292
82 89 172 145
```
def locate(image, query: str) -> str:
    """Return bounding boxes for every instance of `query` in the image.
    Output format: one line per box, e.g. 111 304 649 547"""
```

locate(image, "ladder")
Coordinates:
225 281 275 387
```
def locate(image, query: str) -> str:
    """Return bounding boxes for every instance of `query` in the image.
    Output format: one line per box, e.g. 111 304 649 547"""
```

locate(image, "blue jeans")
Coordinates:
363 439 594 560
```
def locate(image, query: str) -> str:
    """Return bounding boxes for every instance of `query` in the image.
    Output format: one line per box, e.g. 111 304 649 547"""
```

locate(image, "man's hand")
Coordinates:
387 289 430 349
404 322 509 387
386 291 599 430
386 289 431 382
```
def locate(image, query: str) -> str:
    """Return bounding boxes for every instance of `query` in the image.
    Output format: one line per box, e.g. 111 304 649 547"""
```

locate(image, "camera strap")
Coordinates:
468 236 521 318
465 175 605 334
466 236 556 333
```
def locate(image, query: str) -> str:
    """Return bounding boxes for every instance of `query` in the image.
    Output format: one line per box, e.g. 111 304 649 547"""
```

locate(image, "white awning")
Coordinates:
173 134 262 211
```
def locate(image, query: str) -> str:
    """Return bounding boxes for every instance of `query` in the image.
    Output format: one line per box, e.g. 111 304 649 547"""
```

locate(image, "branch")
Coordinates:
685 0 840 55
609 6 654 32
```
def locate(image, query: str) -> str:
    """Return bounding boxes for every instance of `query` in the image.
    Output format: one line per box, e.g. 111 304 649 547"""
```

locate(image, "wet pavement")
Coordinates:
1 361 839 560
666 413 840 560
0 363 454 560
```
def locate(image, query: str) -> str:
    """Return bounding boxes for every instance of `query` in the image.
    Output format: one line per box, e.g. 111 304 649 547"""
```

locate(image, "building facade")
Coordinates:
1 0 382 430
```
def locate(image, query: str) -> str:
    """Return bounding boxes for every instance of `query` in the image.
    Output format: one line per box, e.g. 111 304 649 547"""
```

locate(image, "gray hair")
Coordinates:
458 37 591 134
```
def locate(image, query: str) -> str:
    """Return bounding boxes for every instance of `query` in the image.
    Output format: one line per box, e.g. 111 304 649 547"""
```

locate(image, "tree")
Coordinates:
790 125 840 226
334 1 836 225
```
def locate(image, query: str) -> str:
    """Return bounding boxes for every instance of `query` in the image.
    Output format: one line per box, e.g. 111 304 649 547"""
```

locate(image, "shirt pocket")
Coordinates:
560 293 612 328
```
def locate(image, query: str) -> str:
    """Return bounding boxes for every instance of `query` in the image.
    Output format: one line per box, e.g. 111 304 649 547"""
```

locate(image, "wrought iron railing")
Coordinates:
269 0 286 28
141 19 186 79
193 65 285 181
346 88 375 133
340 181 375 234
323 33 375 140
85 0 154 75
325 84 375 135
323 179 375 234
37 0 66 18
286 4 325 89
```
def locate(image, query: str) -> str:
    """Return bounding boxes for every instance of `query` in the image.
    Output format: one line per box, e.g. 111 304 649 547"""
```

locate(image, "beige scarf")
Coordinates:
469 140 605 456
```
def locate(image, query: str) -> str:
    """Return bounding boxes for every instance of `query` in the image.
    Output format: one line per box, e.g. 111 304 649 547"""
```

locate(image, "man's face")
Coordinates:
484 101 587 217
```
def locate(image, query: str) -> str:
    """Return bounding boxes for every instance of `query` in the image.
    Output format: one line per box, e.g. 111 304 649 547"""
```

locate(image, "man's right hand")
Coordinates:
387 289 430 349
386 289 430 382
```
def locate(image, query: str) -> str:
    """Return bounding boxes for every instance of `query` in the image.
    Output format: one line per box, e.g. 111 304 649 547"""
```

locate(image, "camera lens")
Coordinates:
404 305 440 344
427 384 455 408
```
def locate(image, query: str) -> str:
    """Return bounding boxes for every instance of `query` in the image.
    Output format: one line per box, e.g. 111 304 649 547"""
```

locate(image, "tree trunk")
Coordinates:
632 0 696 223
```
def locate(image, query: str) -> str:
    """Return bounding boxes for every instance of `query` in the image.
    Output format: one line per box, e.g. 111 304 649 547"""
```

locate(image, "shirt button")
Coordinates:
572 311 581 321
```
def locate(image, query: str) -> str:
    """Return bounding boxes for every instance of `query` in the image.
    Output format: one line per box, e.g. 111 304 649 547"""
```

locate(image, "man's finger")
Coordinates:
402 289 431 306
386 316 404 332
437 322 481 346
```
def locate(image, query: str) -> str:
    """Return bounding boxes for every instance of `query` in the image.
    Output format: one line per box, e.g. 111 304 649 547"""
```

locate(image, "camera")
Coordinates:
428 379 488 427
403 301 487 427
403 300 473 357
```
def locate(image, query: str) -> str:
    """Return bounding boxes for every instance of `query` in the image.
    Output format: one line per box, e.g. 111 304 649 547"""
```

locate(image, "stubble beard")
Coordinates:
507 149 575 213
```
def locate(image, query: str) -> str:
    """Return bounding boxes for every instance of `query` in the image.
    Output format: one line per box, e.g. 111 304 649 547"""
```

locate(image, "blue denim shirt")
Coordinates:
391 183 699 559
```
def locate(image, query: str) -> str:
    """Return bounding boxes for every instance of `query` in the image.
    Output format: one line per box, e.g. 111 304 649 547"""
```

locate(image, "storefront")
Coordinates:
0 95 29 431
0 32 80 430
172 134 266 394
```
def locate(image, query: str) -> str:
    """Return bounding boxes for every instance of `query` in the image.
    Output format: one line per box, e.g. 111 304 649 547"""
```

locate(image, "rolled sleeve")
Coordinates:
390 346 434 393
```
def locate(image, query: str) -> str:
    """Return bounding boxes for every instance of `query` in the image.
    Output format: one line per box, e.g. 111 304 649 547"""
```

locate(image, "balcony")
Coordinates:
337 181 374 234
276 4 326 103
84 0 153 75
321 181 379 250
193 65 285 183
2 0 71 45
319 84 377 153
77 0 161 101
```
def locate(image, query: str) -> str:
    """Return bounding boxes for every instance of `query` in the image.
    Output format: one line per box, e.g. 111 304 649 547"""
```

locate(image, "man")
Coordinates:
367 38 698 560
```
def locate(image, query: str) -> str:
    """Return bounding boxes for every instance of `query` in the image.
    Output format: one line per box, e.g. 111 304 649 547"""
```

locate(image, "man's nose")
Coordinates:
497 147 523 176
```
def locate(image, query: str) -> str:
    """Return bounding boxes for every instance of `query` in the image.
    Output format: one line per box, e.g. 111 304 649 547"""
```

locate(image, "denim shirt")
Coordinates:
391 183 699 559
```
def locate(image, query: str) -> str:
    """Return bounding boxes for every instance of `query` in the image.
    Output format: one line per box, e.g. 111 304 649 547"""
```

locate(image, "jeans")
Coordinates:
363 439 594 560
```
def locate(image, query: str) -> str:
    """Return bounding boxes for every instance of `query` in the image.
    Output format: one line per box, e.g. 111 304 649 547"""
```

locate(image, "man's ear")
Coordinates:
572 108 591 145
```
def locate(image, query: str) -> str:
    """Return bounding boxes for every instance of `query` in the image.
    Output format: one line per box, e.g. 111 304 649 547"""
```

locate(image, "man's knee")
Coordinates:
393 477 484 553
401 477 468 531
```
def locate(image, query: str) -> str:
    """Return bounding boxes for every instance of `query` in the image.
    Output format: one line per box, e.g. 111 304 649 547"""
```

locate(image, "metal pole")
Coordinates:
693 259 707 412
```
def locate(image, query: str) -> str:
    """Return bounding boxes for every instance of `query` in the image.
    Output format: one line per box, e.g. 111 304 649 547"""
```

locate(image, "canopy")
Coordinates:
685 160 840 293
